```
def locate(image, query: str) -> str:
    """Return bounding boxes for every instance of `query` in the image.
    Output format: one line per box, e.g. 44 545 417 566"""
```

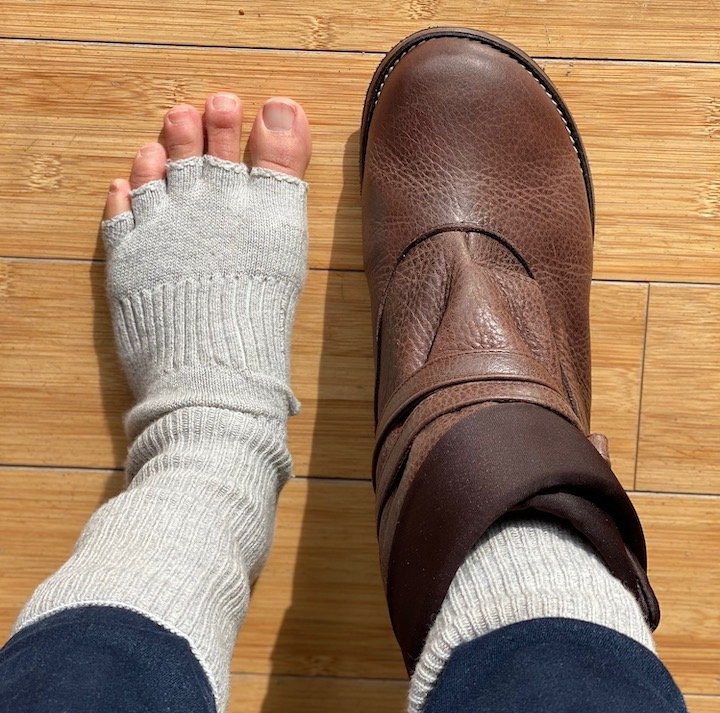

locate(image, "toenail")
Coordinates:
262 100 296 132
109 180 122 193
167 108 191 125
136 145 154 159
211 93 239 112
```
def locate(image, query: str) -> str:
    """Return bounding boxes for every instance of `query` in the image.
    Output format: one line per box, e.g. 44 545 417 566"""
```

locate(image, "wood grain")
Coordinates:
2 41 720 282
229 673 406 712
2 1 720 61
1 468 717 695
636 286 720 495
686 696 720 713
589 281 646 487
0 259 645 486
635 494 720 697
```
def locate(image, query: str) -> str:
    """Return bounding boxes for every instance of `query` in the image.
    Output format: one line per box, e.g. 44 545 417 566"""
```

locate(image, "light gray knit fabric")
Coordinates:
408 517 656 712
14 155 308 713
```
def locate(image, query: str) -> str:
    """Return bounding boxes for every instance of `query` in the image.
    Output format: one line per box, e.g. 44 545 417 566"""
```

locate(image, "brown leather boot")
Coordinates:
360 27 659 673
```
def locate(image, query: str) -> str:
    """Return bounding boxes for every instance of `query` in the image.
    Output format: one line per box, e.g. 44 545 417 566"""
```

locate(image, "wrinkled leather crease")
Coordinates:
372 224 535 350
361 29 660 677
374 228 584 511
371 229 660 671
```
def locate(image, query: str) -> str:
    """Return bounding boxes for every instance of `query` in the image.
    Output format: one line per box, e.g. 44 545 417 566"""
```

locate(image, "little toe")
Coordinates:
104 179 132 220
248 98 312 179
164 104 204 161
129 142 168 190
205 92 243 163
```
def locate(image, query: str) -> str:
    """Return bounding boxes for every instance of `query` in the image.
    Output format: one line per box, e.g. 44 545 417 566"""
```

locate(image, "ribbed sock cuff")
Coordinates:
14 409 290 711
408 518 656 712
423 619 684 713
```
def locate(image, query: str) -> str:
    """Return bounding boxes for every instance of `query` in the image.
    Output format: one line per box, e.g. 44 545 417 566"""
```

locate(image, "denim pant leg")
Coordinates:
424 618 686 713
0 606 215 712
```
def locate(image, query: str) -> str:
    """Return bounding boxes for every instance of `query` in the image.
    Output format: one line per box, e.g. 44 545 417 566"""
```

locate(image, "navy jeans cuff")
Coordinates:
0 606 215 713
424 617 686 713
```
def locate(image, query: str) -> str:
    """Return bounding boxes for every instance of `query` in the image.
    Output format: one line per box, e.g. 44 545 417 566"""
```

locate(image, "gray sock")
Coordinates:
408 518 656 712
14 155 308 712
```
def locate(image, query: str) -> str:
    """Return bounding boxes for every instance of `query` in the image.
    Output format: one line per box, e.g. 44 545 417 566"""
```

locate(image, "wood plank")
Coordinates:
2 1 720 62
0 259 645 486
636 286 720 494
686 696 720 713
229 673 406 712
589 281 646 487
0 261 378 477
0 470 405 679
286 269 375 478
1 42 719 283
635 494 720 697
237 488 720 691
0 470 128 626
0 469 718 694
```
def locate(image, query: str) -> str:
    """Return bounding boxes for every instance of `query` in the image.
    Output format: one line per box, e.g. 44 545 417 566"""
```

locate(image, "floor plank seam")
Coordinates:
0 463 124 474
633 283 651 490
628 489 720 500
4 35 720 67
2 465 718 498
1 256 718 288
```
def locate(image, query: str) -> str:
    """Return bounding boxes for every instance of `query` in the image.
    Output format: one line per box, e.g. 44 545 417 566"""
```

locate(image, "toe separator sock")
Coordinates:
13 157 308 713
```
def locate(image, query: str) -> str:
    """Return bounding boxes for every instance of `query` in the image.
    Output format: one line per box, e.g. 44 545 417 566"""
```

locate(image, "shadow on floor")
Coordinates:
91 225 132 507
258 132 392 712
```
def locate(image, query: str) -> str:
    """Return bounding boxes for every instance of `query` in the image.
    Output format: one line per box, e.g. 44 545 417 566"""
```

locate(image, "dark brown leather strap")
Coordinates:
373 381 583 515
375 350 562 447
382 402 659 673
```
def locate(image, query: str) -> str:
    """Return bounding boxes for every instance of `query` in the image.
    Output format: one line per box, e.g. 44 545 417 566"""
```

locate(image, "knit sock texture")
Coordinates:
408 517 656 713
14 155 308 713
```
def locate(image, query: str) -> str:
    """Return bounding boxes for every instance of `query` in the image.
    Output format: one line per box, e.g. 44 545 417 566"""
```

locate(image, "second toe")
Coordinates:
164 104 204 161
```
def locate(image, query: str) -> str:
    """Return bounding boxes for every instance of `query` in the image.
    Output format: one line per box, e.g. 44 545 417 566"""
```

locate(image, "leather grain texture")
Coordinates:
360 28 659 672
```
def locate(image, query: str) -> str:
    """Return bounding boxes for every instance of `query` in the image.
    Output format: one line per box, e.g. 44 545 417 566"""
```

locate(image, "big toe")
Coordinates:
248 98 311 179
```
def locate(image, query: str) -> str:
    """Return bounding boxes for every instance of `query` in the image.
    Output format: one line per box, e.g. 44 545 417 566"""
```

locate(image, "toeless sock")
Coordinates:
408 517 657 712
13 155 308 713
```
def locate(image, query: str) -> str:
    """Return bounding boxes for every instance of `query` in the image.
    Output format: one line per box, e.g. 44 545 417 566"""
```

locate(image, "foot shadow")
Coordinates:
256 133 404 711
90 226 132 505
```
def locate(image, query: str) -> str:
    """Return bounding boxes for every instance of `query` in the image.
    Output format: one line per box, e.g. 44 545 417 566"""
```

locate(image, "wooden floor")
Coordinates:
1 2 719 711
